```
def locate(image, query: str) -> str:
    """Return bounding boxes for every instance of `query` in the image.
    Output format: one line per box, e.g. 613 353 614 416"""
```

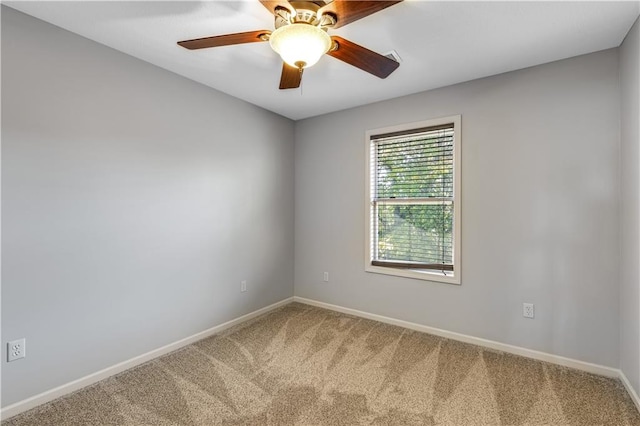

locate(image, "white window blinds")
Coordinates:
370 123 455 273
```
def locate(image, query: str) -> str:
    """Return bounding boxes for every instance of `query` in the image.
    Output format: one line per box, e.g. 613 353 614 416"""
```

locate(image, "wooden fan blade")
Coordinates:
318 1 402 29
327 36 399 78
178 30 270 50
259 0 294 14
279 63 303 89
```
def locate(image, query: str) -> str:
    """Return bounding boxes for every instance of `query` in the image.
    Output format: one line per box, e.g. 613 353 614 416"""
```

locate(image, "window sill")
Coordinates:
365 264 460 285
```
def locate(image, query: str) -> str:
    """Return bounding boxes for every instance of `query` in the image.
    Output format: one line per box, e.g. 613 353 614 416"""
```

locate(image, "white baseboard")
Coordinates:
620 369 640 412
293 296 620 378
1 297 294 421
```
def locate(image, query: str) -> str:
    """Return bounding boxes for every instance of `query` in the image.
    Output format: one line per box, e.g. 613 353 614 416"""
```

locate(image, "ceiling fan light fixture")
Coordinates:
269 23 331 69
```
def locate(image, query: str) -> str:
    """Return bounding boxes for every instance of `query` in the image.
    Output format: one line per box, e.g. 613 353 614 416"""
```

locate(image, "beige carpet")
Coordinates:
3 302 639 425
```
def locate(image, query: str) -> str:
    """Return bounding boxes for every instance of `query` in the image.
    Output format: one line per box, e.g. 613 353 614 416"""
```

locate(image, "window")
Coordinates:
365 115 461 284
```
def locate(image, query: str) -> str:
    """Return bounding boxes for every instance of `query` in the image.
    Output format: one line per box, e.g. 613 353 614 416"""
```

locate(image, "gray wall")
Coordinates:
1 7 294 406
294 49 621 368
620 15 640 395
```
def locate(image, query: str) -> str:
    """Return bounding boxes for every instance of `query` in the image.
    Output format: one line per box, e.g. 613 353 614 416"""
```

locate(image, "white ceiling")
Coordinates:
5 1 639 120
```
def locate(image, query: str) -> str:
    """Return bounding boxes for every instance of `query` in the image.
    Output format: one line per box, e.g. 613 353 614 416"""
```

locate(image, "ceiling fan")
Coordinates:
177 0 402 90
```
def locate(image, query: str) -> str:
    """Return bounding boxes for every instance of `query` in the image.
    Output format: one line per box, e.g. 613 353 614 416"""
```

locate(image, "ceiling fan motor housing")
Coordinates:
274 1 336 29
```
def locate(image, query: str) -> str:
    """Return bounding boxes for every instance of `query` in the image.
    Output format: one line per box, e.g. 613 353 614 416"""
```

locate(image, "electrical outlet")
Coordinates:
323 272 329 282
7 338 26 362
523 303 535 319
240 280 247 292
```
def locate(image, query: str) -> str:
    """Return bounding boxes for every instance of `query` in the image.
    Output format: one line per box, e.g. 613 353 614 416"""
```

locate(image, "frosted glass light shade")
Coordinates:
269 23 331 69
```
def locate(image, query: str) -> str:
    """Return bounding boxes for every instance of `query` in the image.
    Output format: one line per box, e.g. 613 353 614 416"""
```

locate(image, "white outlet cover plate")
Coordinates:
523 303 535 319
7 338 26 362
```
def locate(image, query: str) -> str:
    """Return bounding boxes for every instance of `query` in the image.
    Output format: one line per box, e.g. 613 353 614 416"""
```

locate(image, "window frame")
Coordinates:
364 115 461 285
